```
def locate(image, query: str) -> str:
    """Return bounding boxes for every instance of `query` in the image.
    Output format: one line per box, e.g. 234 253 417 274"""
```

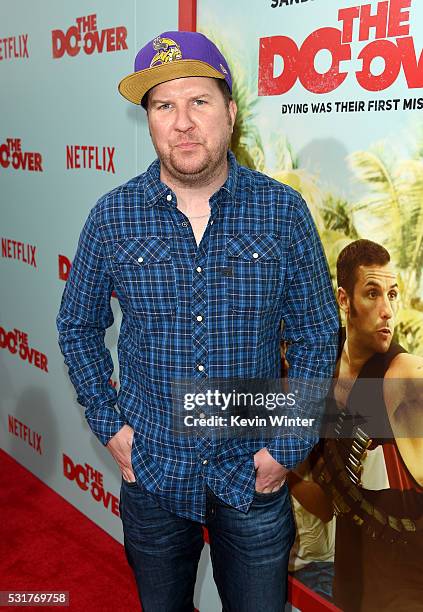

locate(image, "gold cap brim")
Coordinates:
118 59 226 105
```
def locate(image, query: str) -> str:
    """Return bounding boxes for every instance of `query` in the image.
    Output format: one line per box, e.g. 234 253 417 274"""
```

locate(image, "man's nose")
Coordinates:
381 297 394 319
173 105 195 131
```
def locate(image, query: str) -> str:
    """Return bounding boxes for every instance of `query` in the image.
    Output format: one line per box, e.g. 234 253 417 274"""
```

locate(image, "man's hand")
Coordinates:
106 424 136 482
254 447 288 493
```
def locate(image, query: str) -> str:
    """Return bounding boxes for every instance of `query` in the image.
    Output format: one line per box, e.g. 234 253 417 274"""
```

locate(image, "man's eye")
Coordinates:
368 290 377 298
158 103 171 110
389 291 398 300
193 99 206 106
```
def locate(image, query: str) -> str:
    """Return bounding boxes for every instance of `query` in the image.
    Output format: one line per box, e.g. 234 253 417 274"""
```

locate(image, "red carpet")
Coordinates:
0 448 336 612
0 449 141 611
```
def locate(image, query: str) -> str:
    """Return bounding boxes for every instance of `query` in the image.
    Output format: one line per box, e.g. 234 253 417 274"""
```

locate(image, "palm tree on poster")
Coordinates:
319 193 359 286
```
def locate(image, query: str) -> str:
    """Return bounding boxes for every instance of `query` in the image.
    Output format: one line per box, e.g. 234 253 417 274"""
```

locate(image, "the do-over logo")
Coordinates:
63 454 120 516
0 327 48 373
52 14 127 58
259 0 423 94
0 138 43 172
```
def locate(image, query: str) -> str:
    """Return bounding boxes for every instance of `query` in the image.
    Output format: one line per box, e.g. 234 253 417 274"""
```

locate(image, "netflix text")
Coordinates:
66 145 116 173
8 415 42 454
2 238 37 268
0 34 28 60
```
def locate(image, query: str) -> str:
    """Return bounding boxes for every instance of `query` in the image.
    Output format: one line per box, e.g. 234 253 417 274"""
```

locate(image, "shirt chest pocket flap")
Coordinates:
113 237 177 315
225 234 282 313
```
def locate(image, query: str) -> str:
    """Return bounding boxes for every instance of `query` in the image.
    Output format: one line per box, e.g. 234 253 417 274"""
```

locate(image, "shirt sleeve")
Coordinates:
267 194 339 469
56 205 126 446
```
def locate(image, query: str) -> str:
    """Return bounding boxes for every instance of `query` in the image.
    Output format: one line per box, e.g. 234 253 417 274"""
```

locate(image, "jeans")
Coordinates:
119 479 296 612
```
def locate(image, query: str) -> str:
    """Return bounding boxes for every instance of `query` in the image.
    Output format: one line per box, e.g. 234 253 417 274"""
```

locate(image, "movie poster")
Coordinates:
198 1 422 609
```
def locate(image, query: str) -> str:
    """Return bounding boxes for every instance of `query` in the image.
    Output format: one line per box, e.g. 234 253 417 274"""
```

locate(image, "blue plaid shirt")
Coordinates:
57 151 339 522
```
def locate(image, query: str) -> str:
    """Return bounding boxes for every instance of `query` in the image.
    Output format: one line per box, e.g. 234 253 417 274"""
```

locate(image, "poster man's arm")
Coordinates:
384 353 423 485
287 457 334 522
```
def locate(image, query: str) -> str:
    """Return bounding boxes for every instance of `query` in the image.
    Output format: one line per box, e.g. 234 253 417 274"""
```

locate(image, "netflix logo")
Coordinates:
0 327 48 373
63 454 120 517
2 238 37 268
8 415 42 455
259 0 422 95
66 145 116 173
59 254 117 298
0 138 43 172
0 34 29 60
52 14 127 58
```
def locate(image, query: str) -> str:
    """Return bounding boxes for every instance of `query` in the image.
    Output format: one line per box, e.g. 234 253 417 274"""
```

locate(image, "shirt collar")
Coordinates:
142 158 169 207
142 150 239 208
216 150 238 202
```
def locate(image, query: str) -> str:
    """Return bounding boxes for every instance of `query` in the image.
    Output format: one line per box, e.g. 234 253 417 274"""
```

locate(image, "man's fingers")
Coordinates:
107 437 133 467
256 479 286 493
122 469 136 482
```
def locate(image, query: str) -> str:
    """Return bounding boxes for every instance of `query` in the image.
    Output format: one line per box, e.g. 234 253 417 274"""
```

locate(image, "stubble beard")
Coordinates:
349 297 392 354
151 114 233 188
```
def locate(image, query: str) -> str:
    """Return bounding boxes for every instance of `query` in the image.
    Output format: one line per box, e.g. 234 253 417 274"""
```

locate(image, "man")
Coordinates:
56 31 339 612
289 239 423 610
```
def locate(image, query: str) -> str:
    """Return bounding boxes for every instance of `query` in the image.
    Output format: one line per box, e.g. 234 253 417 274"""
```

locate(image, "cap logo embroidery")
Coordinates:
150 36 182 67
219 63 228 75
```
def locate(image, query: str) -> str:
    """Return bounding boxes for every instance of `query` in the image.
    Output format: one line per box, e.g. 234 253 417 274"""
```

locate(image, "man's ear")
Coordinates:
337 287 350 314
229 99 237 132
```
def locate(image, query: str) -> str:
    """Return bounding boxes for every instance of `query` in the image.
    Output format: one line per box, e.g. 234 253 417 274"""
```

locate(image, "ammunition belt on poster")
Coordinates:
311 412 423 545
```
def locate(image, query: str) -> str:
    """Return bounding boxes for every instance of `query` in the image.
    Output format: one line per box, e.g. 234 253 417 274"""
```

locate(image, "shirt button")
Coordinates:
196 315 203 322
202 459 208 465
196 266 202 273
137 256 144 263
166 194 172 202
182 221 188 227
199 412 206 419
252 252 259 259
197 364 205 372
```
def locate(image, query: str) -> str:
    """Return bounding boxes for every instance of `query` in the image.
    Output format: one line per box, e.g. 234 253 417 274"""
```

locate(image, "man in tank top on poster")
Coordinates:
288 239 423 610
56 31 339 611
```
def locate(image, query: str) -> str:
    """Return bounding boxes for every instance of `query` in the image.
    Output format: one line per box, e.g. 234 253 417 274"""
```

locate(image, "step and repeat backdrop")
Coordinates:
1 0 422 610
0 3 223 611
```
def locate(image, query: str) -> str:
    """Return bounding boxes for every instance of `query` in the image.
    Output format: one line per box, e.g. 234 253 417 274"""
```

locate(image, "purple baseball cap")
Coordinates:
118 31 232 105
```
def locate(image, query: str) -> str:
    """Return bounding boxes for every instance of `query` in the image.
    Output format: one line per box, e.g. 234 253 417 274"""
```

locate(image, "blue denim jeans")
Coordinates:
119 479 296 612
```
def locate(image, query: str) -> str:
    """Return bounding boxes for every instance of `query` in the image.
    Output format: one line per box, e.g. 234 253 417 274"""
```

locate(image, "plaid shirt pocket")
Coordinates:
225 234 282 314
114 236 177 316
